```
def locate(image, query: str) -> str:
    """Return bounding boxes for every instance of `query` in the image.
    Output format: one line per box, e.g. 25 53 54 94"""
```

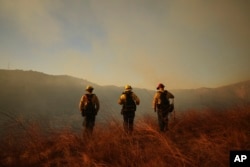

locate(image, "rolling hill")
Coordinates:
0 69 249 130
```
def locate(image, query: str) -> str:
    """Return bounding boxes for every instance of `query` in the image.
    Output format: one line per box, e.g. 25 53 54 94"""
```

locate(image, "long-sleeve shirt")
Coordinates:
118 91 140 105
152 90 174 111
79 93 100 112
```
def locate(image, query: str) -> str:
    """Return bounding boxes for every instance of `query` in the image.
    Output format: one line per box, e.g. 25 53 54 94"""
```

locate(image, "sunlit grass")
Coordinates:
0 107 249 167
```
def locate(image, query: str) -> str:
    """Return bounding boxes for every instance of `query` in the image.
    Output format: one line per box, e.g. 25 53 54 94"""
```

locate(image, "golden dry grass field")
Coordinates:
1 107 250 167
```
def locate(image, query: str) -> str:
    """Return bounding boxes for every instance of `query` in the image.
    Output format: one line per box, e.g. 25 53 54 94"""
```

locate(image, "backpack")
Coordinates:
157 91 170 110
122 92 136 112
81 94 95 116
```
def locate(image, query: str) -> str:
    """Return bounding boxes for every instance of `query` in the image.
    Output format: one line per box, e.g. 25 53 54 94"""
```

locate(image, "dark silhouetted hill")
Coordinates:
0 69 154 130
0 69 249 130
172 80 250 111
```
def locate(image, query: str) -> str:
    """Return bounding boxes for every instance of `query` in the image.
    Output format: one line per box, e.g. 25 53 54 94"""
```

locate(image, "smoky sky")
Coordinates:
0 0 249 89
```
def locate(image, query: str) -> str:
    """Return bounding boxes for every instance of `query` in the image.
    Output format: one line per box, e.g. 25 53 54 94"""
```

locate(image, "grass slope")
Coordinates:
0 107 250 167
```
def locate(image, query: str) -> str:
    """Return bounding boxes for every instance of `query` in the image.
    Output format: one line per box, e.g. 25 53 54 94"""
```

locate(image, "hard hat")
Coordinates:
85 85 94 91
124 85 132 91
156 83 165 90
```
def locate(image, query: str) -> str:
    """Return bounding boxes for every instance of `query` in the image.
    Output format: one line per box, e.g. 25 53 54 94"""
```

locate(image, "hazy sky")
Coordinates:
0 0 249 90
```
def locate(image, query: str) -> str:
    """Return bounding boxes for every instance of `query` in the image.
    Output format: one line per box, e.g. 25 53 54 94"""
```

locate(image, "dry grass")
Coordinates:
0 107 250 167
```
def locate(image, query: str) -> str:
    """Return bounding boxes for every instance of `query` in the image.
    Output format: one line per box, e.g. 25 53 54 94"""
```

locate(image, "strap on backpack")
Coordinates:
85 93 94 102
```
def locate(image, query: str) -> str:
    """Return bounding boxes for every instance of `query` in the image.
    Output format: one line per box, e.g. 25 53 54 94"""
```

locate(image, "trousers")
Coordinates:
122 110 135 133
157 109 169 131
83 114 96 134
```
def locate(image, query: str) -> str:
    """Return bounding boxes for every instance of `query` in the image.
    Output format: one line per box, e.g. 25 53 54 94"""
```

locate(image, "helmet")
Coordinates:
124 84 132 91
156 83 165 90
85 85 94 91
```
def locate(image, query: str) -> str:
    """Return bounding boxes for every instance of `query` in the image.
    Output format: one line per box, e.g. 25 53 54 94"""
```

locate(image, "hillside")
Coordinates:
0 107 249 167
0 69 155 130
0 69 250 130
0 69 250 166
171 80 250 111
